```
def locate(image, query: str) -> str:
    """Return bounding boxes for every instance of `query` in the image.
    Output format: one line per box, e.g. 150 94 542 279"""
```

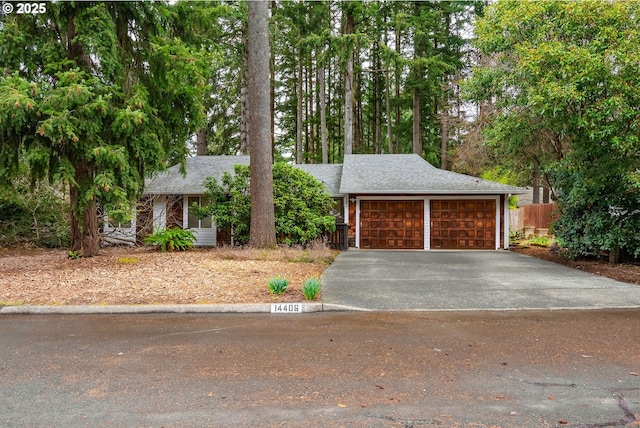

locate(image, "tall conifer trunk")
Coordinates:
67 7 100 257
343 4 355 156
196 128 206 155
440 105 449 169
296 54 303 164
247 0 276 248
412 1 424 156
318 60 328 164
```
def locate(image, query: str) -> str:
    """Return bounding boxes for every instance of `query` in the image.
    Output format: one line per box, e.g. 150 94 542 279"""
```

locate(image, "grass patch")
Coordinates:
0 300 24 307
528 235 553 247
210 241 338 265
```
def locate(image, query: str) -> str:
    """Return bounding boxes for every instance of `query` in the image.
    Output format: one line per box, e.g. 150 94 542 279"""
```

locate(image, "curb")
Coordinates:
0 302 363 315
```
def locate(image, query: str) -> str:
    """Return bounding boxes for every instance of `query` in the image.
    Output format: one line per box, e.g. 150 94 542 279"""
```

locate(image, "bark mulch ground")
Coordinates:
0 245 337 306
510 244 640 286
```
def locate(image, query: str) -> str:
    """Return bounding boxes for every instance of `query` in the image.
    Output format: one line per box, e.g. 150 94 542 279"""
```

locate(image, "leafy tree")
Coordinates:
466 0 640 260
197 163 336 246
0 3 210 256
194 165 251 246
168 1 247 156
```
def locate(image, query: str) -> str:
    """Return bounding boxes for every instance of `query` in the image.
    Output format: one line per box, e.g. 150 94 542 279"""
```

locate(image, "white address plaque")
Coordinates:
271 303 303 313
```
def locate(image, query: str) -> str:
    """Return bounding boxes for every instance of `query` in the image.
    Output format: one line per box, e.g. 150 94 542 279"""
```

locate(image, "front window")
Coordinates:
331 198 345 223
187 196 213 229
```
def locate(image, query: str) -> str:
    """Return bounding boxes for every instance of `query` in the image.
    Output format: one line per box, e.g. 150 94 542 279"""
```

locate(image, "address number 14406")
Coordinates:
270 303 302 313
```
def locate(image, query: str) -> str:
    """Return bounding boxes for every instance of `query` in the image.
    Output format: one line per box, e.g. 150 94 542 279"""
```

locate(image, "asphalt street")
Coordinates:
1 311 639 427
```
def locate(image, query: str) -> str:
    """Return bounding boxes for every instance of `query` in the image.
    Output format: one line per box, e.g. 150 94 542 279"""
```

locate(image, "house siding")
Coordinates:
191 228 217 247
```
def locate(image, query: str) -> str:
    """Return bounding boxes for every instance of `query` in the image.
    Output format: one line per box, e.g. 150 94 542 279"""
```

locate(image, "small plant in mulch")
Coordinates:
67 250 82 260
301 278 322 301
267 276 289 295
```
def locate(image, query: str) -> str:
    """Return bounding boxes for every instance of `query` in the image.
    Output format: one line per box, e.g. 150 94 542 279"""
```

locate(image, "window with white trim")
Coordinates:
187 196 213 229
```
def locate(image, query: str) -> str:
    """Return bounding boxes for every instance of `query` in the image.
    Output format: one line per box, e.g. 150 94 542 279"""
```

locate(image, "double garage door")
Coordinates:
359 199 496 250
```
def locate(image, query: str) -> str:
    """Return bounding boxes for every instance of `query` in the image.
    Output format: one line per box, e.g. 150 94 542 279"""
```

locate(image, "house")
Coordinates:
338 154 525 250
122 154 525 250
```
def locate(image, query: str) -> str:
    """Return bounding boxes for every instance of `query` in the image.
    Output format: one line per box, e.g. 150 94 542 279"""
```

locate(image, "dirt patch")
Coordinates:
0 246 337 305
510 244 640 285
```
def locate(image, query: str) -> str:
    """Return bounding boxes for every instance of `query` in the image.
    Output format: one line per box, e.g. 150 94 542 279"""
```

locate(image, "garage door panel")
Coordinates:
360 200 424 249
430 199 496 250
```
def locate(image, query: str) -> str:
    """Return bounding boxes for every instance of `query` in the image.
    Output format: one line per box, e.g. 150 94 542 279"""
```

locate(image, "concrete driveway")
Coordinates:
321 250 640 311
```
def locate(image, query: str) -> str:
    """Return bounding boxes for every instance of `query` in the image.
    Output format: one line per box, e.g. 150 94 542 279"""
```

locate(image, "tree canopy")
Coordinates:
0 2 211 255
4 1 638 259
465 0 640 259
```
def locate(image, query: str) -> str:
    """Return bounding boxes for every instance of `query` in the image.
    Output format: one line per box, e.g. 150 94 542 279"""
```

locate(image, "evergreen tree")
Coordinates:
0 2 210 256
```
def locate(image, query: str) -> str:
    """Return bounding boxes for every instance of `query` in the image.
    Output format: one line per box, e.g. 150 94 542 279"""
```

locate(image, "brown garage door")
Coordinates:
360 200 424 249
430 200 496 249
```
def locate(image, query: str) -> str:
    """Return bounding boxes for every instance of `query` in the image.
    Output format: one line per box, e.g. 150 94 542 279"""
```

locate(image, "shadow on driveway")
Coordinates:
321 250 640 311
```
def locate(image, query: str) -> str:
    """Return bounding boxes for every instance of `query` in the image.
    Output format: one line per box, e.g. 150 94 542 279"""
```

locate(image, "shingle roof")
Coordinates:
294 164 344 196
339 154 526 195
144 156 344 196
145 154 525 196
145 156 250 195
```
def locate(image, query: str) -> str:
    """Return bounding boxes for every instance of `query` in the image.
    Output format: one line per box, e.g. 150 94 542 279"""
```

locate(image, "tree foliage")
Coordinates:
0 175 69 248
0 3 211 256
197 164 336 246
272 163 336 245
194 165 251 246
1 1 485 251
466 0 640 259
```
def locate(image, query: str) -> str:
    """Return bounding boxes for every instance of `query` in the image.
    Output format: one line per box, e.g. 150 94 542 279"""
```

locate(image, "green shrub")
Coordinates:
200 163 336 246
301 278 322 301
143 227 196 252
267 276 289 295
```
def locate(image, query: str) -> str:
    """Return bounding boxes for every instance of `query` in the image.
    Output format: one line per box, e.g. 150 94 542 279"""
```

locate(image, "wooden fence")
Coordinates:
509 203 557 232
324 223 349 250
